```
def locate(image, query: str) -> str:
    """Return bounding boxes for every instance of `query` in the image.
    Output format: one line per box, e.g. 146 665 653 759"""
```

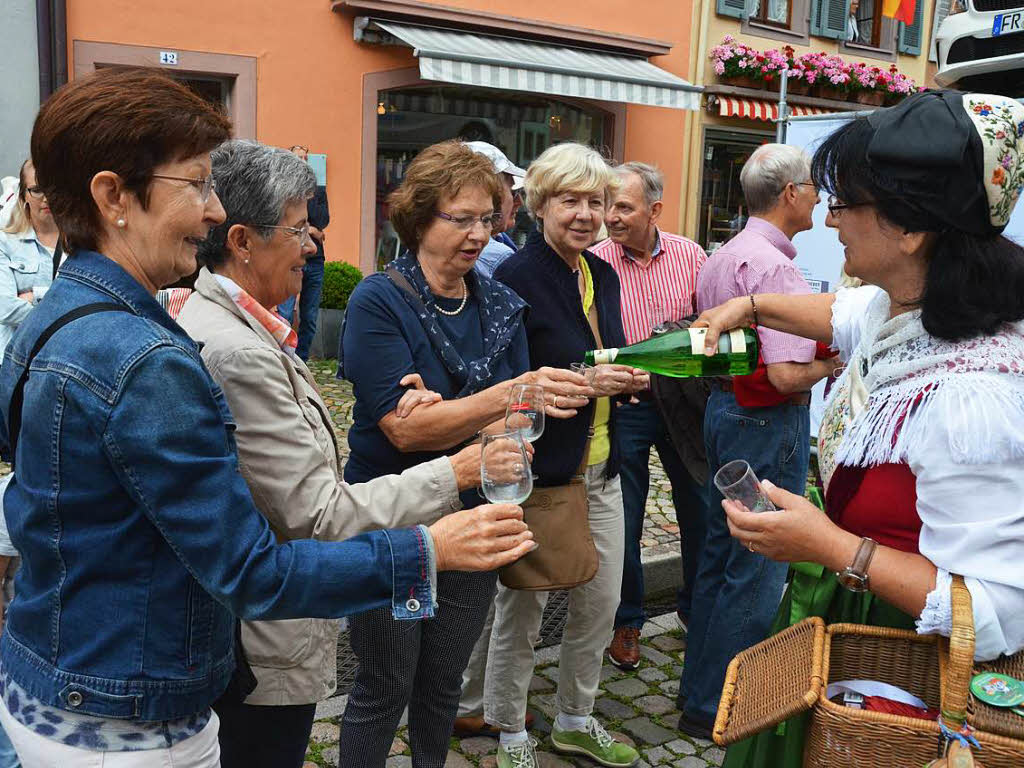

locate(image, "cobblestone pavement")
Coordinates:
302 613 722 768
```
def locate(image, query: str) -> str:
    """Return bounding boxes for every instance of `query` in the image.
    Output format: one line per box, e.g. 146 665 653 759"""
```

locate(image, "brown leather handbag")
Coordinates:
498 303 604 591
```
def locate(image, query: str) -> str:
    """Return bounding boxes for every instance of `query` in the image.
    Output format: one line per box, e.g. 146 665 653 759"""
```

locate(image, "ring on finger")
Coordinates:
747 541 757 553
554 396 561 408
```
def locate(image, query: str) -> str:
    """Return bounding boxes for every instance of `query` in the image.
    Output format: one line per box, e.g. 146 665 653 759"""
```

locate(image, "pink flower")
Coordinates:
714 61 726 75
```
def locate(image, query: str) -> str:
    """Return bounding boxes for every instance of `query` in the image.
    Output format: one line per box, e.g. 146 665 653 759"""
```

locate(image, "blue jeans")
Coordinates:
277 258 324 361
614 400 707 630
679 389 809 726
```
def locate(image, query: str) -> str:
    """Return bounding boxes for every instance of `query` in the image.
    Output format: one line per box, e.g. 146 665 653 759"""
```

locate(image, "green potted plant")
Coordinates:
310 260 363 359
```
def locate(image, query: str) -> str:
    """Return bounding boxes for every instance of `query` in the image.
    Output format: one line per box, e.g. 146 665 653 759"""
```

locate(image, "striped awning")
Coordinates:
370 21 702 111
714 96 831 122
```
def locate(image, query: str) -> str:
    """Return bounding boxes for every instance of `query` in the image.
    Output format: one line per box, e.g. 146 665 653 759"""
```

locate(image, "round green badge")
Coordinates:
971 672 1024 708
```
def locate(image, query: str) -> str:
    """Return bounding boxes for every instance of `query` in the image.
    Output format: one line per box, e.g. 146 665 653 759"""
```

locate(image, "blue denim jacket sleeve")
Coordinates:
102 344 435 621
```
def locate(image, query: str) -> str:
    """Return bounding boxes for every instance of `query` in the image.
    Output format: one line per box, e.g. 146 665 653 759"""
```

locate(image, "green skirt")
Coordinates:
721 561 917 768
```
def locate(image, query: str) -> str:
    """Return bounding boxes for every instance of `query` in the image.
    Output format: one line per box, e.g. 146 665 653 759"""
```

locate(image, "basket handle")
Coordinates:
941 574 976 730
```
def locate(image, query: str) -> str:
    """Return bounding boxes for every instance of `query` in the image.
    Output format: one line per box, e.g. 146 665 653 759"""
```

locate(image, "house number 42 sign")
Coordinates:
159 51 179 66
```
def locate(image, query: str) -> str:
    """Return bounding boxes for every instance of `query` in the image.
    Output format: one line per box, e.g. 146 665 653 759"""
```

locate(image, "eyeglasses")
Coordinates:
152 174 217 203
255 222 312 244
435 211 502 231
796 181 819 192
827 196 874 216
290 145 309 154
25 186 45 199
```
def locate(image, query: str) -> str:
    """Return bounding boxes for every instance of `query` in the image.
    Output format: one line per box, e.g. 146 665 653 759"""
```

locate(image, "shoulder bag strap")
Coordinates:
4 302 131 467
51 238 64 280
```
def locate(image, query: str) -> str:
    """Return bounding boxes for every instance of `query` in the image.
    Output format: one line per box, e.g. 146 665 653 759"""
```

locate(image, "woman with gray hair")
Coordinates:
176 139 535 768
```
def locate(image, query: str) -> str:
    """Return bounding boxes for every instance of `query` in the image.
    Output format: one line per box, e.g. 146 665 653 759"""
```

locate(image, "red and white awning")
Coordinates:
714 96 831 122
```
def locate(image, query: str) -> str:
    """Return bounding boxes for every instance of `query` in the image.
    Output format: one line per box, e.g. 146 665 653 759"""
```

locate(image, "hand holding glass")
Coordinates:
480 432 533 505
505 383 545 443
713 460 777 513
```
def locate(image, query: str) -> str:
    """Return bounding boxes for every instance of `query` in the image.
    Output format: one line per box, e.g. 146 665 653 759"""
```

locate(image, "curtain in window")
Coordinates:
748 0 790 23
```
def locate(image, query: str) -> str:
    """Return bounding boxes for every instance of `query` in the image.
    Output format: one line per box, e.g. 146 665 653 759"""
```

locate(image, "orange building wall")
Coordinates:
66 0 696 267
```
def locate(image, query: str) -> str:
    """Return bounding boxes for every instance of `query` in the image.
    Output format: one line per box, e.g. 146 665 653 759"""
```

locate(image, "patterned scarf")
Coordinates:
387 251 527 397
213 274 299 359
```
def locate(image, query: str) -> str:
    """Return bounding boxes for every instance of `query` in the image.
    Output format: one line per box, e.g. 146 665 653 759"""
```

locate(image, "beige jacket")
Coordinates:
177 268 461 705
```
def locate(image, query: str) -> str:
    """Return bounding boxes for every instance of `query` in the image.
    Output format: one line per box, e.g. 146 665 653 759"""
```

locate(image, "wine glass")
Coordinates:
505 383 545 444
480 431 533 505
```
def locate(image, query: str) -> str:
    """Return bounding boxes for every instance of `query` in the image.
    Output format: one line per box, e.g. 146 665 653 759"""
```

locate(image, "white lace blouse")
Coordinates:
829 286 1024 661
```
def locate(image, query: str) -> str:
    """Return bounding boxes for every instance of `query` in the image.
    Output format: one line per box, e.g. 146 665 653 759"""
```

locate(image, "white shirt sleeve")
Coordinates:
910 385 1024 660
830 286 883 362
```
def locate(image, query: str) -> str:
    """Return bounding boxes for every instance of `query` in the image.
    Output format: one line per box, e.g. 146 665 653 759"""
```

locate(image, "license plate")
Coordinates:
993 11 1024 37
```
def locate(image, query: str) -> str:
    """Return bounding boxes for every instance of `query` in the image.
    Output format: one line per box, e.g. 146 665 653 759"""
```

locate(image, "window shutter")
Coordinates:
930 0 952 61
717 0 749 19
811 0 850 40
899 0 926 55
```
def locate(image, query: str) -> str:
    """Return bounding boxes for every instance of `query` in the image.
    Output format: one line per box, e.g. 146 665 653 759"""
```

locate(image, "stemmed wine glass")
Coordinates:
505 383 545 444
480 431 533 505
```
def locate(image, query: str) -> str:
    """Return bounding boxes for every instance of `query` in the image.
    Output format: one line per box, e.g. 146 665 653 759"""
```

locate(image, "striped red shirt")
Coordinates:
592 230 707 345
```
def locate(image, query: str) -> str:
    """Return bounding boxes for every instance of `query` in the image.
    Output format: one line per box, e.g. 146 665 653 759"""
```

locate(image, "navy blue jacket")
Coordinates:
494 230 627 485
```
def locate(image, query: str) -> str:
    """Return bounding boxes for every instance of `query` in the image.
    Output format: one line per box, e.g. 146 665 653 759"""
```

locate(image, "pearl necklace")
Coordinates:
433 278 468 316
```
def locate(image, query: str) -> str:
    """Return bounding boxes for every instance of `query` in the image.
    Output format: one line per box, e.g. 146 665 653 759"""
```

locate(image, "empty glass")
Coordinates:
480 431 533 505
570 362 597 385
713 459 777 513
505 383 545 443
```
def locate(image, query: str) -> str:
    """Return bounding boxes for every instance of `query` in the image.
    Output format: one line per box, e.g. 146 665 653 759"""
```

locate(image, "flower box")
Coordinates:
723 75 764 90
856 91 887 106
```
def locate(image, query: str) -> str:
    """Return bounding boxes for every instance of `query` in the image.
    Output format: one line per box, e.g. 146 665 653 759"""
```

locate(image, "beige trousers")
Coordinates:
483 462 625 731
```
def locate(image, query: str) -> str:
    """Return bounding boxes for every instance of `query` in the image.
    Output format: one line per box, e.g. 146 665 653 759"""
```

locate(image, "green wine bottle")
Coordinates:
583 326 759 378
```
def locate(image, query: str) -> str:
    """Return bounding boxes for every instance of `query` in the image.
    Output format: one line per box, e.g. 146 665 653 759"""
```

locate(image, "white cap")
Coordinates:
464 141 526 190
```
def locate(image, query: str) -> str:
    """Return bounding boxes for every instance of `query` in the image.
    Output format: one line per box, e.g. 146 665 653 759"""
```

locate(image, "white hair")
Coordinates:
739 144 811 216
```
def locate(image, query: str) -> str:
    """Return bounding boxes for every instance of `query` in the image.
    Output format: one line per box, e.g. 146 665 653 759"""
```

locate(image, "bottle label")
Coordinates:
592 348 618 364
687 327 708 353
728 328 746 354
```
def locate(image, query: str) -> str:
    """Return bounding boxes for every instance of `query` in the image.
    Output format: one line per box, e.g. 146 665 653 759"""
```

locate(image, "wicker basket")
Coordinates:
713 576 1024 766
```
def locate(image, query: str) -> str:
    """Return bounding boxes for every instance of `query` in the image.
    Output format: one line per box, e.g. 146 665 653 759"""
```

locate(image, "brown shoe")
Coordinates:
607 626 641 670
452 712 535 738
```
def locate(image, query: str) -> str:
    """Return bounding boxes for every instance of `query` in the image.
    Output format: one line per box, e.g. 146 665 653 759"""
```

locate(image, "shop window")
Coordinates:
698 130 772 254
374 85 610 271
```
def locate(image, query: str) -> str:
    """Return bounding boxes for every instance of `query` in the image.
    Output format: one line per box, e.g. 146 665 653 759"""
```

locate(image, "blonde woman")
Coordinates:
486 143 648 768
0 160 59 353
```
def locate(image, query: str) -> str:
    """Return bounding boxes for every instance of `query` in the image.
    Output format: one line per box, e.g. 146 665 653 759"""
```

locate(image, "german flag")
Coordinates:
882 0 916 25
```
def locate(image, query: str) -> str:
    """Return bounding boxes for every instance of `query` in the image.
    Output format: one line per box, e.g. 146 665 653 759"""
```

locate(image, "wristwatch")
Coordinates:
837 537 877 592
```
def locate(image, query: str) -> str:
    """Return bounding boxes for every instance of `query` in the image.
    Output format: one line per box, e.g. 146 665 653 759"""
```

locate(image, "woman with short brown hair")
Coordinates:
338 140 591 766
0 69 532 768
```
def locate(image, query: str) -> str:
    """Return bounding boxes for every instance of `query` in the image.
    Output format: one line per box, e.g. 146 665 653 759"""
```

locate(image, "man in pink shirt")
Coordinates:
678 144 842 739
592 163 708 671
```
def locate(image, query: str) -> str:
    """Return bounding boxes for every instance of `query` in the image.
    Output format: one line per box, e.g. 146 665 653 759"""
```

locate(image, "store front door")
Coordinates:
698 129 772 254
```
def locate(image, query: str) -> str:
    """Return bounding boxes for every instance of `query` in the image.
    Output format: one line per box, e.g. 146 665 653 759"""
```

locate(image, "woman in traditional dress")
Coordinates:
694 90 1024 767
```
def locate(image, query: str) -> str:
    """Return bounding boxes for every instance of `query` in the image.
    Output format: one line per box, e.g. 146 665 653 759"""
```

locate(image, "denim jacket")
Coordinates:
0 229 54 354
0 250 434 722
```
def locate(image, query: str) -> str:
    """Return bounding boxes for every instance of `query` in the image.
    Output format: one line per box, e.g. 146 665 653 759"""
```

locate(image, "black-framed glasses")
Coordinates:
255 222 312 244
827 196 874 216
25 186 45 199
152 174 216 203
435 211 502 231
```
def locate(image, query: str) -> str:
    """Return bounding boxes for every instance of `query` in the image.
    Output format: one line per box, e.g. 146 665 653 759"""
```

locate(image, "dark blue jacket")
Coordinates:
0 250 432 722
494 230 627 485
308 185 330 261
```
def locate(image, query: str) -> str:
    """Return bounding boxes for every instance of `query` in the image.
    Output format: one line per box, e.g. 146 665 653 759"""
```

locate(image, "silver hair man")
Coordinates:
614 162 664 208
739 143 812 216
197 139 316 268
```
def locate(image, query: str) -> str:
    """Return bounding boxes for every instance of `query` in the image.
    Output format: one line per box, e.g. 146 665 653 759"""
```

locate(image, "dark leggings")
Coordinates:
214 699 317 768
338 570 496 768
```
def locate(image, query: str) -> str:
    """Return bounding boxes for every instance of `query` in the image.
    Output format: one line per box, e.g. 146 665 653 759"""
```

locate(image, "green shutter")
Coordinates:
899 0 926 55
716 0 748 19
811 0 850 40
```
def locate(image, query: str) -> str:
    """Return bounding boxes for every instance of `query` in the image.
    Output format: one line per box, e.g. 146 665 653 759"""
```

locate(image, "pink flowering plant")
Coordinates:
709 34 763 82
709 37 919 99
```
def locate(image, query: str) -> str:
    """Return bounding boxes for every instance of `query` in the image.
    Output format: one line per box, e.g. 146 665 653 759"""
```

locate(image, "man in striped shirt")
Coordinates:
592 162 708 672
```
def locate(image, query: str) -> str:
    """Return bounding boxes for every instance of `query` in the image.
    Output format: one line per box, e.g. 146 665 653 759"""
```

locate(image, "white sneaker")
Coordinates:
496 736 539 768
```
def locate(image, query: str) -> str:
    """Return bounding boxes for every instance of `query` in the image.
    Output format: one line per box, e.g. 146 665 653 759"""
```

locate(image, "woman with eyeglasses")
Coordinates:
337 140 592 766
695 90 1024 768
176 139 535 768
0 69 534 768
0 160 60 355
